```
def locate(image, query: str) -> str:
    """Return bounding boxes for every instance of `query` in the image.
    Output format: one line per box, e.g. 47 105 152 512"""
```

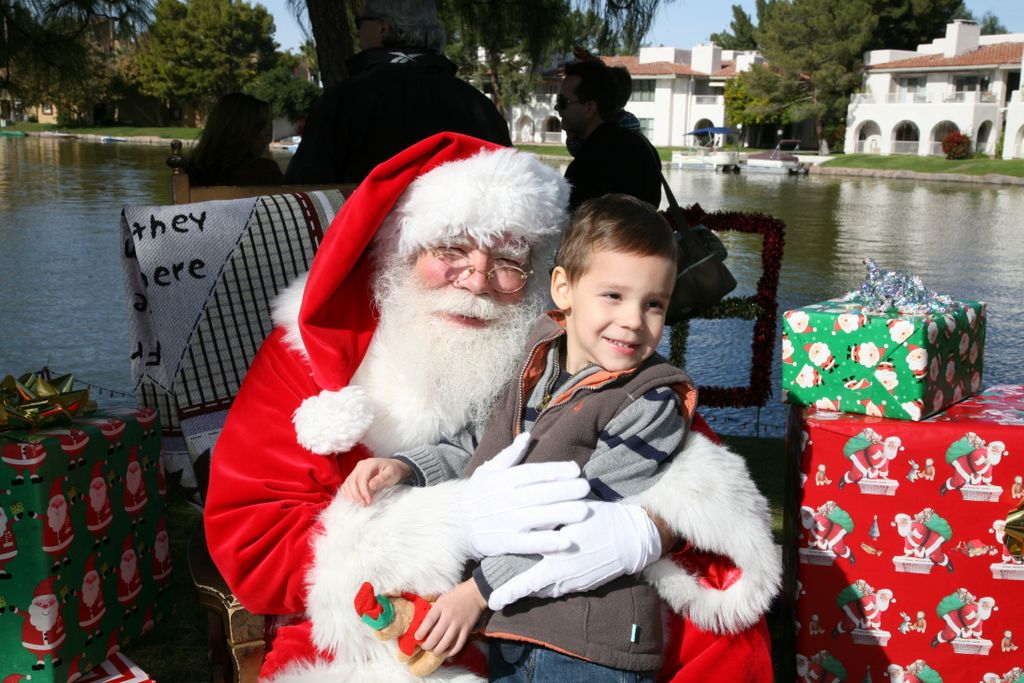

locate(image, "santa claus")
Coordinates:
1 440 47 485
116 535 141 615
204 133 780 682
0 504 20 579
77 553 107 643
86 461 113 547
121 447 148 526
9 577 66 670
151 519 173 591
41 478 73 572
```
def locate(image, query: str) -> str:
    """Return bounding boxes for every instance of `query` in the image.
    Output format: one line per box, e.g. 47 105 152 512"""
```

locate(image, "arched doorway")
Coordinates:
543 116 562 143
515 115 535 144
855 121 882 153
931 121 959 156
975 120 993 154
891 121 920 155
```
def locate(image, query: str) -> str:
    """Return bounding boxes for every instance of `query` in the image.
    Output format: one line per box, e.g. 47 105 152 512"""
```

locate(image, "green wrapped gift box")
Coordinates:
781 298 986 421
0 407 173 681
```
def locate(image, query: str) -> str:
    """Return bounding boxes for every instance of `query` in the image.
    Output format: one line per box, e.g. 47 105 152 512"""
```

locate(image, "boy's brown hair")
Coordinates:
556 193 678 283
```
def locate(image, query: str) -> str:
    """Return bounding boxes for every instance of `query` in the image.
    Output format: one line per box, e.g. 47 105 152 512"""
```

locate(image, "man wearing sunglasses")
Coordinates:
285 0 511 184
557 60 662 210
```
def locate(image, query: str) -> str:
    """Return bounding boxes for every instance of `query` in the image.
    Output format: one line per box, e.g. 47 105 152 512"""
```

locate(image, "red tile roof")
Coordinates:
600 55 699 76
869 42 1024 70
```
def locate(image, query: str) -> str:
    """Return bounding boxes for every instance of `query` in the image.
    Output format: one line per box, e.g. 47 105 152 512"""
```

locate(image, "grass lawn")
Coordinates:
126 435 788 681
515 142 689 163
821 153 1024 177
5 122 200 140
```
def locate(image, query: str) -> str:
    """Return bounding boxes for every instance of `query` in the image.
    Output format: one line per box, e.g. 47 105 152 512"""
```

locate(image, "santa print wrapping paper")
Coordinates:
781 297 986 421
785 385 1024 683
0 407 173 682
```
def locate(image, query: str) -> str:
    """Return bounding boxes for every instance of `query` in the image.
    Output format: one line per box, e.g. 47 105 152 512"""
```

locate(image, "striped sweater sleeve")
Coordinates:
584 386 689 500
391 430 477 487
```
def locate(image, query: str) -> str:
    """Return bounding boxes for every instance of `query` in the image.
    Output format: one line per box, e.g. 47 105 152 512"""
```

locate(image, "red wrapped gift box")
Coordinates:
784 385 1024 683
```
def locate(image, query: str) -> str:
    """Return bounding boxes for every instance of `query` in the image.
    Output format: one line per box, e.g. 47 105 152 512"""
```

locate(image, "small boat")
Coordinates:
100 135 128 143
672 127 742 173
0 129 26 137
270 135 301 153
744 140 808 175
35 131 78 139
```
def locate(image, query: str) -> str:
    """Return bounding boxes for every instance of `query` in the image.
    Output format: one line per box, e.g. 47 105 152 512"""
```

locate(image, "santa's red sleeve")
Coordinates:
204 327 367 615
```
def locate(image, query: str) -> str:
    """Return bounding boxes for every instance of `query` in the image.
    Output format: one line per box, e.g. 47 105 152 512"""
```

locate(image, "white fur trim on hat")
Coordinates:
293 385 374 455
379 147 569 257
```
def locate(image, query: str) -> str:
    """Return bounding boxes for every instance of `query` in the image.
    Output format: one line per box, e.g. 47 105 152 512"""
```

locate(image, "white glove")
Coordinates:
487 499 662 611
462 432 590 559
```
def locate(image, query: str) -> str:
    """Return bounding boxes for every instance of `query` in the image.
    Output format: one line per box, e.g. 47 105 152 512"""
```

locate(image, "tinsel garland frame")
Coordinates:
668 203 785 408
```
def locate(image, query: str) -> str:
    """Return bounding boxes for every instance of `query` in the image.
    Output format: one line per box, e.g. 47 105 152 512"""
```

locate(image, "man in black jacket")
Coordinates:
284 0 511 184
557 60 661 210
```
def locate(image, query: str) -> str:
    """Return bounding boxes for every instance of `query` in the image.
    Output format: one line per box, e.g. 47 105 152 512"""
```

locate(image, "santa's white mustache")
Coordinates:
425 286 502 321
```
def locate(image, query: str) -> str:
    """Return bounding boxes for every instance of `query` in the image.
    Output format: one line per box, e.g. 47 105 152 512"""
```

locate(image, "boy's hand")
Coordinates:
340 457 413 505
415 579 487 658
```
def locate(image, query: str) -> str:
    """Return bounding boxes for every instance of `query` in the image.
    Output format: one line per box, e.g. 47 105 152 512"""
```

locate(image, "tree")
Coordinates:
290 0 676 89
0 0 149 102
130 0 277 116
954 7 1008 35
244 53 322 121
755 0 877 150
709 4 759 50
866 0 965 51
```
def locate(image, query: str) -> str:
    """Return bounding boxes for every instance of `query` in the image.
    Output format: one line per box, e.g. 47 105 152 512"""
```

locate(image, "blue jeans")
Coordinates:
488 639 656 683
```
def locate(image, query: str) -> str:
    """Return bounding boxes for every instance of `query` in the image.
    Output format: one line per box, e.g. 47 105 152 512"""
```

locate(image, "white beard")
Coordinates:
121 553 137 582
82 574 100 606
29 600 58 633
155 533 169 563
126 466 142 493
90 481 106 511
352 258 541 457
47 501 66 533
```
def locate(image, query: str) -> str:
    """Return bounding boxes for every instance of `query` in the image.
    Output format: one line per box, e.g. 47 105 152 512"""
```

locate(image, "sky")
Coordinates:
261 0 1024 54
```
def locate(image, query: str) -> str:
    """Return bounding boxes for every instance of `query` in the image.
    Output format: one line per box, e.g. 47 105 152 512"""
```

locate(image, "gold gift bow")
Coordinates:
1 372 95 430
1006 498 1024 558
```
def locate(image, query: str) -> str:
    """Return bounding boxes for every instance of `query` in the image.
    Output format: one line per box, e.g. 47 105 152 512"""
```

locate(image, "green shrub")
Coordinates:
942 131 971 160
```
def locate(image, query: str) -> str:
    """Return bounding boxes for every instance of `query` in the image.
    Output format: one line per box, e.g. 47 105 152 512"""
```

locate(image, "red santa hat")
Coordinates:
121 533 135 557
83 554 97 576
91 461 104 483
48 477 64 504
289 132 569 455
4 674 32 682
34 576 57 600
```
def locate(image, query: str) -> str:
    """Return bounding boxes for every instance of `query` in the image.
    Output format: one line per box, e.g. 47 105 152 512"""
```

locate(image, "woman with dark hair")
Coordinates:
187 93 284 187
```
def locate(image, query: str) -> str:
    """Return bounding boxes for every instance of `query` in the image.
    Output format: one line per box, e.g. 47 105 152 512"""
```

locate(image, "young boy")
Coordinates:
342 193 696 681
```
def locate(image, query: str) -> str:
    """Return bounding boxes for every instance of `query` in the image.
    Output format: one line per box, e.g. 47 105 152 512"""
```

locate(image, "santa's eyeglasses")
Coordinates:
429 246 531 294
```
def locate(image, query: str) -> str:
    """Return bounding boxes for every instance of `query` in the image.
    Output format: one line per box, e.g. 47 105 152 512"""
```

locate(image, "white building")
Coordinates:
844 20 1024 158
508 44 763 147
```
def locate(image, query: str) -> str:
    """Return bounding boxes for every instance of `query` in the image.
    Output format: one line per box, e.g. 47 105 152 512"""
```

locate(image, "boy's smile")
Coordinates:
551 249 676 374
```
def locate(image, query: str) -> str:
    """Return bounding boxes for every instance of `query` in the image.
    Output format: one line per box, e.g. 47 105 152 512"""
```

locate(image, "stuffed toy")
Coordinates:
354 581 446 677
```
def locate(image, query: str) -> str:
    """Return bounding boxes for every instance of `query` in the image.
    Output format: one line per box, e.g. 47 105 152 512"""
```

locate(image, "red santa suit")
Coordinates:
77 554 106 638
204 133 780 682
151 520 173 586
41 479 73 563
15 577 66 664
86 462 113 544
0 507 18 577
121 447 148 519
1 441 47 483
116 536 142 610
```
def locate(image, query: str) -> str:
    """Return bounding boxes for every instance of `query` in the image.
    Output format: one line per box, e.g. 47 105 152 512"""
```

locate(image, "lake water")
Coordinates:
2 136 1022 436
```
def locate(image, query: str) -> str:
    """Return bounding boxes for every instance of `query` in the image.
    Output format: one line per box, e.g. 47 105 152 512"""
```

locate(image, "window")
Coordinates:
42 103 54 115
954 76 990 92
632 80 655 102
638 118 654 137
